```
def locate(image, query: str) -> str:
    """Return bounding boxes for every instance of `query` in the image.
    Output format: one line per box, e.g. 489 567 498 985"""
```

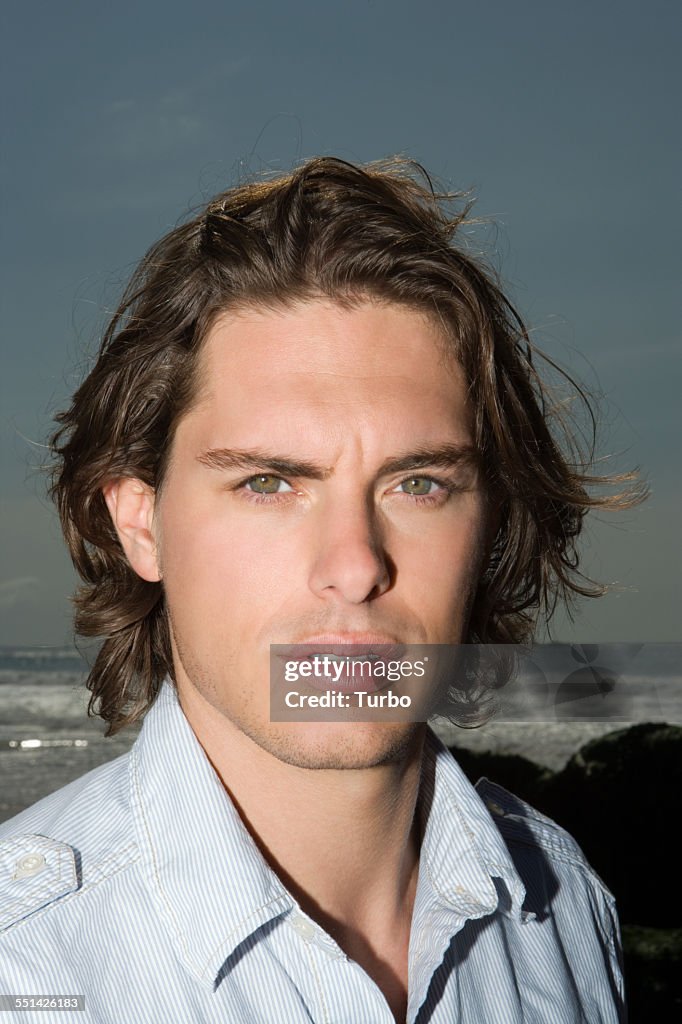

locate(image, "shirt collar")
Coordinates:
416 728 528 924
406 730 530 1022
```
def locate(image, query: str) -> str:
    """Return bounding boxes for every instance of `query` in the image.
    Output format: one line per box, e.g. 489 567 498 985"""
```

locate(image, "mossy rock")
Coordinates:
448 746 552 807
623 926 682 1021
538 723 682 927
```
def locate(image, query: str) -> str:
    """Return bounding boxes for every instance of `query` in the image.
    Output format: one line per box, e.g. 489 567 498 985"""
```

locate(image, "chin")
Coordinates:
242 720 424 771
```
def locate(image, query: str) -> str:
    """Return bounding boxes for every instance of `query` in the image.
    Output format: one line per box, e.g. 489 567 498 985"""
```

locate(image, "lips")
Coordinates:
294 641 407 661
275 636 408 693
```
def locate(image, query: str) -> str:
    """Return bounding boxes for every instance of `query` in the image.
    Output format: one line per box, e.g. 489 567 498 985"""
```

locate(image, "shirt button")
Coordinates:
14 853 47 879
290 914 317 941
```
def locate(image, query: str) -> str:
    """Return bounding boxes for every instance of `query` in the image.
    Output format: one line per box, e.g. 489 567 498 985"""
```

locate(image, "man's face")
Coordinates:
151 299 490 768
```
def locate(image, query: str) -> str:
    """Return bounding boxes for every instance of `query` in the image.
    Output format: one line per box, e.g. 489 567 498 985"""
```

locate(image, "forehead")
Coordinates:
182 299 473 448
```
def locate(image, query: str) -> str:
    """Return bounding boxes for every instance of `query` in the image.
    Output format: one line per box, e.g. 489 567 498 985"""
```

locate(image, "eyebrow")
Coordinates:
197 447 333 480
381 444 480 476
196 443 480 479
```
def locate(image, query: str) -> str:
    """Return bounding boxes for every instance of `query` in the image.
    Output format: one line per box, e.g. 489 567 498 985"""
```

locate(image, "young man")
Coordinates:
0 159 630 1022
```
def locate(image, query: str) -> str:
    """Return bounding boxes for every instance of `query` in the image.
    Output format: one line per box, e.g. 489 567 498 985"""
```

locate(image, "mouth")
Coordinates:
274 636 408 693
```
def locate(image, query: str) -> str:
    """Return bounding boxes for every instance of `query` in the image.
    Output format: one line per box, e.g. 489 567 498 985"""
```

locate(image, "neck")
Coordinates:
178 683 427 1022
177 684 426 935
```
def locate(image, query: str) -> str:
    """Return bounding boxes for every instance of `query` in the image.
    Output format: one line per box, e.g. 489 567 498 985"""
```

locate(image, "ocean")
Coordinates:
1 643 679 824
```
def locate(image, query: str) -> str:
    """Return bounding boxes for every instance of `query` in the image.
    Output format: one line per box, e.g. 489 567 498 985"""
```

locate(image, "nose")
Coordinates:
308 495 392 605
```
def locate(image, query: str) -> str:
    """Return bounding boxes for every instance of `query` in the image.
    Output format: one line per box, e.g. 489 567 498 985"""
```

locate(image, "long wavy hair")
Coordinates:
50 156 644 734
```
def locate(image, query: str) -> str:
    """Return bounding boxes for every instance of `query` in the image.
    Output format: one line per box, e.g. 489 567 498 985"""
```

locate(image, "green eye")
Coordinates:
400 477 435 496
247 474 287 494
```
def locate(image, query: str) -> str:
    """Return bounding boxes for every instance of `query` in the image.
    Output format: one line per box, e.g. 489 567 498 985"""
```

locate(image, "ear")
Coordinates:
102 477 161 582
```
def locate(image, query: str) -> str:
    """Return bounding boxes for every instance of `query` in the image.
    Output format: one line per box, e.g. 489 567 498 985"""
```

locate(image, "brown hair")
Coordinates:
50 157 644 734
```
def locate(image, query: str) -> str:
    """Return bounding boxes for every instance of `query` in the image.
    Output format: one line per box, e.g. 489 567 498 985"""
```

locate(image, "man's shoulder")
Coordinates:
0 749 136 934
474 776 617 904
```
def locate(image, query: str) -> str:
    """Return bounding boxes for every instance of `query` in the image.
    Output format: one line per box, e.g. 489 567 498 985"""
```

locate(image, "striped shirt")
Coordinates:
0 680 625 1023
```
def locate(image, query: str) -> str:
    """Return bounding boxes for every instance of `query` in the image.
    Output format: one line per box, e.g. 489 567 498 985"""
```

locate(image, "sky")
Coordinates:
1 0 680 646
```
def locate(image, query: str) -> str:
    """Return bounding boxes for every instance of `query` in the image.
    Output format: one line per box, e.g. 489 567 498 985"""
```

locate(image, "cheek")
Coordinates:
156 498 295 617
155 499 240 605
408 511 486 607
